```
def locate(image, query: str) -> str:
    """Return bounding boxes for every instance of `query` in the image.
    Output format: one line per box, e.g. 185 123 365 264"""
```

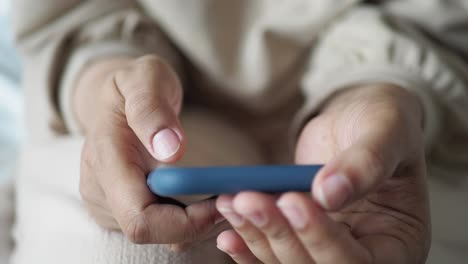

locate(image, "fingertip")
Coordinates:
313 173 353 211
217 230 248 256
311 167 329 209
277 192 311 206
151 127 185 162
277 192 321 214
217 230 236 251
277 192 328 231
216 195 235 211
277 192 313 216
312 143 390 211
232 192 267 215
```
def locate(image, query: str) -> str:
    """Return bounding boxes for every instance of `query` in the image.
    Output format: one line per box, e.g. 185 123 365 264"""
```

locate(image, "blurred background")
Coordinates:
0 0 22 182
0 0 22 262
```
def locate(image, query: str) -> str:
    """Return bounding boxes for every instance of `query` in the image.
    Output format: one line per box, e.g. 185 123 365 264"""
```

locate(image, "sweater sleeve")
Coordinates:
294 3 468 165
12 0 183 138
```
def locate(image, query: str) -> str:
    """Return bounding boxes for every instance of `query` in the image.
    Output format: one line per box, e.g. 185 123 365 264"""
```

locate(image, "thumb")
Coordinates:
312 136 402 211
114 56 185 163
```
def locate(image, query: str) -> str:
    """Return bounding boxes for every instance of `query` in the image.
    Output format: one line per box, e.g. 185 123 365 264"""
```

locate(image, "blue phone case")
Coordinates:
147 165 322 196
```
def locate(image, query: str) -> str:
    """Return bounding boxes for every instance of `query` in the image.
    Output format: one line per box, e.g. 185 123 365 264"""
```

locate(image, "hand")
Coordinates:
216 84 430 263
76 55 221 244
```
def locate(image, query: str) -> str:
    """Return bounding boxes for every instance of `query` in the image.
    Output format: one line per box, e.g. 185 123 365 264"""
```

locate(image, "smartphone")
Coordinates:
147 165 322 196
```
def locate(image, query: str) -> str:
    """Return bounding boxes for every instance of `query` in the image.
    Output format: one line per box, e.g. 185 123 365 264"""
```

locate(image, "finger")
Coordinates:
89 136 220 244
113 55 185 162
217 195 280 264
277 193 370 264
313 136 402 210
170 214 231 252
217 230 262 264
232 192 313 264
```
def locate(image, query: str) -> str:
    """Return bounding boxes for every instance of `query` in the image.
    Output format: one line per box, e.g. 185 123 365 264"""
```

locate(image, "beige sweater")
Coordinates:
10 0 468 263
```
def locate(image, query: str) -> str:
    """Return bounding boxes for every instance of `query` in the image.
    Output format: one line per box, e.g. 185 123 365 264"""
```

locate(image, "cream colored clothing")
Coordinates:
10 0 468 263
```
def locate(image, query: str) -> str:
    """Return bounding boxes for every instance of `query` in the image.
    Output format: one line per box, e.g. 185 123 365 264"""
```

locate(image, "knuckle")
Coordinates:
105 69 127 99
80 139 108 177
133 55 164 74
125 96 165 134
360 147 386 177
243 233 266 248
303 228 339 252
268 226 293 243
123 212 151 244
345 147 387 192
80 141 95 169
126 91 161 118
78 175 92 201
301 224 341 252
177 215 198 242
112 56 164 99
112 67 130 89
308 237 333 252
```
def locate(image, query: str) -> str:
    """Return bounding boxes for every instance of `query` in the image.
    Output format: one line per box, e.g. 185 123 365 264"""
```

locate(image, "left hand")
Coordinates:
216 84 431 263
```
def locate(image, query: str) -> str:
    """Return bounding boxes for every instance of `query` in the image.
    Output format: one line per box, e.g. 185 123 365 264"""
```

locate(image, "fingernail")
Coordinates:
152 128 181 160
245 211 267 227
219 208 244 227
277 203 307 229
217 244 234 256
316 174 353 210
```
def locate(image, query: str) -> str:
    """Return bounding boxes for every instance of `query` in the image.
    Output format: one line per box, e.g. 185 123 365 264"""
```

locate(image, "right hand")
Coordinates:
76 55 222 244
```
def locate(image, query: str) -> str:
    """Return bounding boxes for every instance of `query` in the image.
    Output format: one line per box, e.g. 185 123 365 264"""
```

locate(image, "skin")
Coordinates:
216 85 431 263
75 54 431 262
76 55 223 245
